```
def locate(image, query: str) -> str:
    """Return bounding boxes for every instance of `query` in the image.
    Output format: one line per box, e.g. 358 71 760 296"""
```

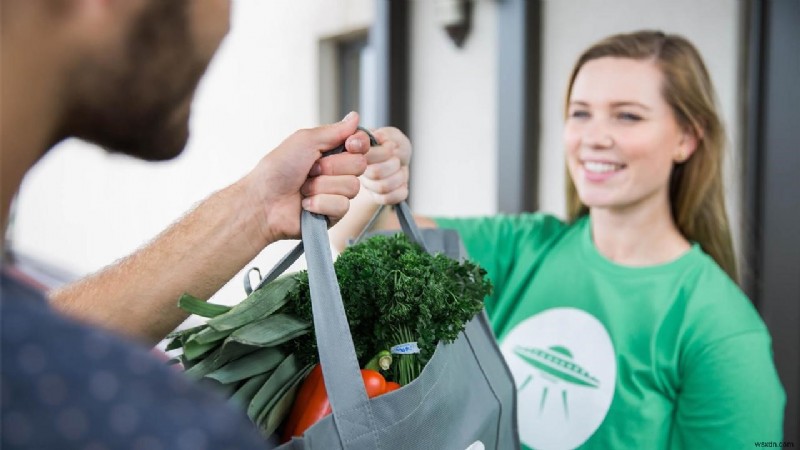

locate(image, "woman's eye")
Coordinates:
569 110 590 119
617 112 642 122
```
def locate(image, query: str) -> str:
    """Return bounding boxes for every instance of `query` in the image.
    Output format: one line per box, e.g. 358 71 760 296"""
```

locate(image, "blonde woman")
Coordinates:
331 30 785 448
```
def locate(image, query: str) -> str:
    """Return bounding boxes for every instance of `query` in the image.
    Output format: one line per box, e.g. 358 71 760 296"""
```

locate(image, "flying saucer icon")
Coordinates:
514 345 599 388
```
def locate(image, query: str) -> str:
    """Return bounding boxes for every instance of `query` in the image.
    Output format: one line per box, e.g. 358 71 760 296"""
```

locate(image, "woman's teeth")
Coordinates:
584 161 623 173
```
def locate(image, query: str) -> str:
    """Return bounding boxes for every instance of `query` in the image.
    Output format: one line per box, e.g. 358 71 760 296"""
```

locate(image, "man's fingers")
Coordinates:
345 130 371 156
301 175 361 198
287 111 361 154
312 153 367 177
301 194 351 222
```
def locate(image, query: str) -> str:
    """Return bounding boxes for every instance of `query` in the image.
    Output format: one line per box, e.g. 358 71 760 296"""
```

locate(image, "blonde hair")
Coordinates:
564 30 738 282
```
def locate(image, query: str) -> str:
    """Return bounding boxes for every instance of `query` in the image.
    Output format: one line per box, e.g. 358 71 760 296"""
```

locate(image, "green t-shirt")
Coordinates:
435 213 785 450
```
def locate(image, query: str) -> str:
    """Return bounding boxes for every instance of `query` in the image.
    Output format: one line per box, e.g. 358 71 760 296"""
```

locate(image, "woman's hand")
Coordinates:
328 126 417 253
360 126 412 205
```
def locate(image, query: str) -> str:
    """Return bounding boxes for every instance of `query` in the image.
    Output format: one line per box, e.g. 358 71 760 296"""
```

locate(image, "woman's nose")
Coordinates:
583 122 614 148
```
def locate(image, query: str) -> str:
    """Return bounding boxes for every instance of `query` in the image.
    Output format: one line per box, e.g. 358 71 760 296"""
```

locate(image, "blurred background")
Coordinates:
5 0 798 440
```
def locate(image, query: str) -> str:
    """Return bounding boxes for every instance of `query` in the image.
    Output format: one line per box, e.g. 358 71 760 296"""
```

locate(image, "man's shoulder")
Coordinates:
1 270 267 449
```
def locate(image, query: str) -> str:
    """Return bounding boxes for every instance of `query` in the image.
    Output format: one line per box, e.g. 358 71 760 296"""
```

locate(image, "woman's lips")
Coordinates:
581 160 626 182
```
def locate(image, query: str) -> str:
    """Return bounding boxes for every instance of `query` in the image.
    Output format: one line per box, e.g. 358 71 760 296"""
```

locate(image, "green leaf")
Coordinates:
182 338 218 361
247 353 301 422
188 326 232 345
229 372 271 410
178 294 232 318
208 275 298 332
166 324 206 340
257 363 313 437
165 337 184 352
165 324 207 351
179 353 197 371
196 377 238 398
228 314 310 347
183 340 217 361
205 347 288 385
184 342 259 379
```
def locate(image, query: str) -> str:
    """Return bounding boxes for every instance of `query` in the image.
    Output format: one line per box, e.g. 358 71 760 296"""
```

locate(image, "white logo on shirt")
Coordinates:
501 307 616 450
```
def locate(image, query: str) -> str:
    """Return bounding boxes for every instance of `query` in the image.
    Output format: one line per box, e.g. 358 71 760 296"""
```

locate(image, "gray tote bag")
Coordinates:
257 202 518 450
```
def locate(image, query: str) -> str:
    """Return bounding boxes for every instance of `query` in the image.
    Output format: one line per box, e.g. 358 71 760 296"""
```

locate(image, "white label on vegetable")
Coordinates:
390 342 420 354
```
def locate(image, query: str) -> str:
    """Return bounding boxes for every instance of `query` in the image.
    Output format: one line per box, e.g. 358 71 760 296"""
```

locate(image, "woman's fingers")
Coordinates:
366 183 409 205
361 167 407 195
364 142 395 165
364 157 401 179
373 127 411 166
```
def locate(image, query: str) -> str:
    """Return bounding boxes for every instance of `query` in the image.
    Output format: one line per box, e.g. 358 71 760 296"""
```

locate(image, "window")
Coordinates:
319 33 378 127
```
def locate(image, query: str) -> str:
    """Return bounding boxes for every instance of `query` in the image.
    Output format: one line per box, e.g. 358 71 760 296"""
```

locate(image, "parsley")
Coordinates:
281 233 492 383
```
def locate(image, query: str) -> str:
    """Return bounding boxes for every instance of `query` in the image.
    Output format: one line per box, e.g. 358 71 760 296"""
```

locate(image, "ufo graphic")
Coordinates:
513 345 599 388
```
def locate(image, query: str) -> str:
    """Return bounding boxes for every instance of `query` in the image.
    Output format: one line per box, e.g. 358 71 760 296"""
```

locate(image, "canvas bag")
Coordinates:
254 201 518 450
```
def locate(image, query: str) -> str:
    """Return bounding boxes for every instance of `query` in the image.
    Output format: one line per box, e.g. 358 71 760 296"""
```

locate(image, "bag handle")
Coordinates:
243 128 425 448
245 201 426 294
352 202 427 252
302 210 386 448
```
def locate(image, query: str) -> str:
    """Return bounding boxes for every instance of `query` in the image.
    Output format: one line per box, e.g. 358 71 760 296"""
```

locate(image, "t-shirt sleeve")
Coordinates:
671 331 785 448
433 213 566 315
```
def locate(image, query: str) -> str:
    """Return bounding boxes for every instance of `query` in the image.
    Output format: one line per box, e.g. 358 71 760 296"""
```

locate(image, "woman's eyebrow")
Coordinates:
568 100 651 110
567 100 590 107
609 101 651 110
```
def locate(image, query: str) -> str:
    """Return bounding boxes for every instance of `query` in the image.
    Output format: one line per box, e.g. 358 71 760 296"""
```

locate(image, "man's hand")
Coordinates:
51 113 370 345
244 112 370 244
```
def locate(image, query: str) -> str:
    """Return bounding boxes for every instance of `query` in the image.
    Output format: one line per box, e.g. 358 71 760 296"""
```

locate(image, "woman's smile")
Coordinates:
581 159 627 182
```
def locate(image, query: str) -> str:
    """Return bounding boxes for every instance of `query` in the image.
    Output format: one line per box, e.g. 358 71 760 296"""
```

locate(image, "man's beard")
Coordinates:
61 1 211 161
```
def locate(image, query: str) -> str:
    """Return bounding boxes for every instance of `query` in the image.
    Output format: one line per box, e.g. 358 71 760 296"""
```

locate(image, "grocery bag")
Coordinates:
263 202 519 450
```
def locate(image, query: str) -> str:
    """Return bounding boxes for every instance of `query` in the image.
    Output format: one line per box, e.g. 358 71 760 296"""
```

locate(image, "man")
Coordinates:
1 0 369 447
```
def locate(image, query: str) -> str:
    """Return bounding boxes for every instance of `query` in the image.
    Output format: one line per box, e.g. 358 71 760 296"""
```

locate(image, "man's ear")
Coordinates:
60 0 141 48
4 0 119 54
45 0 111 21
68 0 119 25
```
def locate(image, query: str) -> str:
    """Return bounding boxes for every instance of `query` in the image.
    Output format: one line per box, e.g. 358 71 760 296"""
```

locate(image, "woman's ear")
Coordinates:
674 127 700 163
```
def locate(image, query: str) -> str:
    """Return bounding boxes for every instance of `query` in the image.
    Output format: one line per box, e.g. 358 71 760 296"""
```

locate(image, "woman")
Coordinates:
331 30 785 448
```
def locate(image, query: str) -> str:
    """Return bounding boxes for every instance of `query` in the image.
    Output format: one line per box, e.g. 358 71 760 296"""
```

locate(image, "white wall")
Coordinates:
11 0 373 310
408 0 499 217
11 0 745 311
